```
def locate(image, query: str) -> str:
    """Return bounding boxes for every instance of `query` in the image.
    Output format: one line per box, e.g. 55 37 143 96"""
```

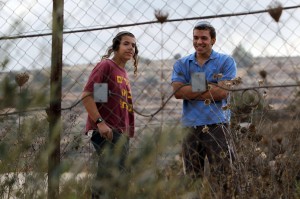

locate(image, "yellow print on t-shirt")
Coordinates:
117 76 132 112
116 76 129 85
120 99 133 112
121 89 132 99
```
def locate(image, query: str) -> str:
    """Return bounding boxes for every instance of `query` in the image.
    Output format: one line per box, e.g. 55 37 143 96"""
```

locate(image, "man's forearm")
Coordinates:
173 83 228 101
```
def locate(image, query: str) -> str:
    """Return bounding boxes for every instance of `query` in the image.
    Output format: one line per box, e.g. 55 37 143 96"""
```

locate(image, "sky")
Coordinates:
0 0 300 71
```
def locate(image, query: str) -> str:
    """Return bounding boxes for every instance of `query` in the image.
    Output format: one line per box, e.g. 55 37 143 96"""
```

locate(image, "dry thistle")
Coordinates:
276 136 283 144
220 151 227 159
232 76 242 85
248 133 263 142
267 1 283 23
259 152 267 159
202 125 209 133
154 10 168 24
221 104 230 110
259 70 267 79
229 121 238 129
268 104 274 110
248 123 256 133
213 73 223 79
15 72 29 87
263 90 267 98
225 81 233 87
234 124 241 131
204 99 211 105
240 127 248 134
254 147 262 154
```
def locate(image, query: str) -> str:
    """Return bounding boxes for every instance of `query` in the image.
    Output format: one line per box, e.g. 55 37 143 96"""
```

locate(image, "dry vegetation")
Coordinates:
0 57 300 198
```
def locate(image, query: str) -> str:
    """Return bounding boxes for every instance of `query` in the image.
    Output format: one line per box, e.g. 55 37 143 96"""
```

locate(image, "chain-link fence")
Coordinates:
1 0 300 198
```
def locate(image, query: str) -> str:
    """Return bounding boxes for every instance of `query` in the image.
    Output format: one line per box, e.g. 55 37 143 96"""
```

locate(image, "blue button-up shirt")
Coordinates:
171 50 237 127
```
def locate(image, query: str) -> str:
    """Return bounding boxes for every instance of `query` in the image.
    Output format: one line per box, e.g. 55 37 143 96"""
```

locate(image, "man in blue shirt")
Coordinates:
171 21 237 179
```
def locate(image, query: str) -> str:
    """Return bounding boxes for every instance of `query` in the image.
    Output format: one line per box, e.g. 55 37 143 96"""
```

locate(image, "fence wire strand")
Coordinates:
1 0 300 198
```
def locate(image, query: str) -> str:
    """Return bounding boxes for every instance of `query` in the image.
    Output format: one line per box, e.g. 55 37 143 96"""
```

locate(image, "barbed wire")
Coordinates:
1 1 299 198
1 82 299 117
211 82 300 92
1 4 299 41
0 94 92 117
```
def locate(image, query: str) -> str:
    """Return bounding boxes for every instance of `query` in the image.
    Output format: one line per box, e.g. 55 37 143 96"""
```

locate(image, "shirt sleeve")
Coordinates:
83 61 109 92
220 56 237 81
171 60 188 84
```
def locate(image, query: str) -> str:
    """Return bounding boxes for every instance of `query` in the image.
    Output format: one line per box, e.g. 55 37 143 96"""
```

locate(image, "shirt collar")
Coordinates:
189 50 217 62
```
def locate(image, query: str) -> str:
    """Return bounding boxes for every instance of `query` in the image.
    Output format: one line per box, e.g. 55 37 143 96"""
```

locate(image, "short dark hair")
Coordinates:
193 21 216 39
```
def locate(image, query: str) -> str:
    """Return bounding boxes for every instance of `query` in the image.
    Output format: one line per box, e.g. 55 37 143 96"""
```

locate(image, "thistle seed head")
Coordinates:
15 72 29 87
202 125 209 133
155 10 169 24
267 1 283 23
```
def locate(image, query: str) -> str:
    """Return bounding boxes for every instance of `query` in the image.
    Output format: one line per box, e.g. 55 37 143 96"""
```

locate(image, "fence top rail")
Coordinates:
0 4 299 41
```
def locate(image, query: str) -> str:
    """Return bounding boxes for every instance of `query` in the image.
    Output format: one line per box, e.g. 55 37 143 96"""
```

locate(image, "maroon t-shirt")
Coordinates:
83 59 135 137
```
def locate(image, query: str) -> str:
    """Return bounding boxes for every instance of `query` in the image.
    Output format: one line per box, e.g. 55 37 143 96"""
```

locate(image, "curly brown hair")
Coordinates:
102 31 139 75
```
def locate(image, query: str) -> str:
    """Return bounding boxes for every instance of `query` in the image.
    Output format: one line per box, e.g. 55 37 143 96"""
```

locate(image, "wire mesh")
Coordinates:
0 0 300 198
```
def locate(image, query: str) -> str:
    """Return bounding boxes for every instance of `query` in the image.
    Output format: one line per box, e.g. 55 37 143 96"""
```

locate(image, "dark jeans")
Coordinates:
90 129 129 199
182 124 234 179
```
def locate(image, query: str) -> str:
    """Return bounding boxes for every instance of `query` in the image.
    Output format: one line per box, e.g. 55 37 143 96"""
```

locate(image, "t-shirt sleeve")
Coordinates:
83 61 109 92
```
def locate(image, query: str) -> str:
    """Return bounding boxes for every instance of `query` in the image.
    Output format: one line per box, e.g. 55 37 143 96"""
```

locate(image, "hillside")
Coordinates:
0 56 299 114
